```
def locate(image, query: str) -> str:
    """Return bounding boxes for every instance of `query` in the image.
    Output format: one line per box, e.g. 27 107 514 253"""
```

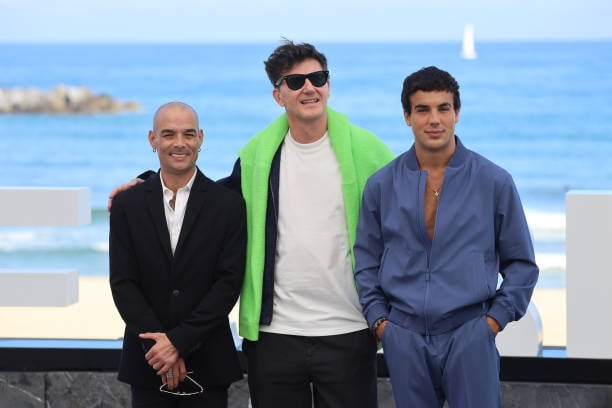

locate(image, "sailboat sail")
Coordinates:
461 24 477 60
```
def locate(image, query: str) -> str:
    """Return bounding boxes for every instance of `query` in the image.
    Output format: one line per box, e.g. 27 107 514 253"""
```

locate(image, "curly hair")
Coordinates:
264 39 328 87
401 66 461 114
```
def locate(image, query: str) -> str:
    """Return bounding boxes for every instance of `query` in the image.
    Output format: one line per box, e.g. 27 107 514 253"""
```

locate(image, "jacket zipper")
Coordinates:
418 171 432 342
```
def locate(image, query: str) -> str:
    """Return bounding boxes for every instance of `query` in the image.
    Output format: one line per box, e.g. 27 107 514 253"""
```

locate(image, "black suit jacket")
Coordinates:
109 169 246 388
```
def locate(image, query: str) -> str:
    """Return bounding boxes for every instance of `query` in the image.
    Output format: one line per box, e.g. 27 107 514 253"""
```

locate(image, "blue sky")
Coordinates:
1 0 612 43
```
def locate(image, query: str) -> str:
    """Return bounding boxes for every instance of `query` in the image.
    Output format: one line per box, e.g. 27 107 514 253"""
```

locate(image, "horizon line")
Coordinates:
1 38 611 45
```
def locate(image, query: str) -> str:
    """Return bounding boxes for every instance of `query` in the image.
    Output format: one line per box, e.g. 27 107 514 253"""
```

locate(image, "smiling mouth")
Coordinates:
170 152 189 158
300 98 319 104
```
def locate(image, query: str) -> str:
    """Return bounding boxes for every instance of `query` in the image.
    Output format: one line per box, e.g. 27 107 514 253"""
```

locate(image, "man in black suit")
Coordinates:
109 102 246 407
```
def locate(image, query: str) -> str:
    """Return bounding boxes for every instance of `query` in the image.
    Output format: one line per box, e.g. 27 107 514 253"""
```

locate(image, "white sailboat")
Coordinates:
461 24 477 60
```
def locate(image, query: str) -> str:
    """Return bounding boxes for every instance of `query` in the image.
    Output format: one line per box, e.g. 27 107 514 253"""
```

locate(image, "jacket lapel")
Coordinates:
146 173 173 261
174 169 208 257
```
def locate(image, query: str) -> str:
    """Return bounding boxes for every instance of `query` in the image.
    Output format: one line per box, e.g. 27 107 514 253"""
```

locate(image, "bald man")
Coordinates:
109 102 246 407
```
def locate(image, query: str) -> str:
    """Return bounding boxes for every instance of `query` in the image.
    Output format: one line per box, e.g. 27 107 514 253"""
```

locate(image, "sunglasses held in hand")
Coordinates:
275 70 330 90
159 372 204 396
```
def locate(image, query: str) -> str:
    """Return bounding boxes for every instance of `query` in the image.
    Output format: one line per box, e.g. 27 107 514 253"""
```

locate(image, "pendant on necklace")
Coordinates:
433 188 441 199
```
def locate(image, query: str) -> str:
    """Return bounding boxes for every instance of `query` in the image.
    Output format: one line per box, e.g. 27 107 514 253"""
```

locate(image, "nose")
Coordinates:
175 134 187 147
429 111 441 125
302 78 316 92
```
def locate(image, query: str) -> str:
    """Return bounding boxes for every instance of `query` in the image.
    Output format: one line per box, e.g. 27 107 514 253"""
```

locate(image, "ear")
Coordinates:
455 109 460 124
272 88 284 107
403 111 412 127
148 130 157 149
198 129 204 145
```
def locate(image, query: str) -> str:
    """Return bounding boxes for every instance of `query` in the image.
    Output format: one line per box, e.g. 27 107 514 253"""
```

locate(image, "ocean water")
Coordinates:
2 42 612 288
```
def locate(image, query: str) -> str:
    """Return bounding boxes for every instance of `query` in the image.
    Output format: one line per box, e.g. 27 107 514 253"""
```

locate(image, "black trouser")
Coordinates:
243 328 378 408
131 384 228 408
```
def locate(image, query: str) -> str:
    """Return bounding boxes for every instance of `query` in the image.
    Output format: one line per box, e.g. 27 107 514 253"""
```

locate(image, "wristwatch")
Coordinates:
372 317 388 333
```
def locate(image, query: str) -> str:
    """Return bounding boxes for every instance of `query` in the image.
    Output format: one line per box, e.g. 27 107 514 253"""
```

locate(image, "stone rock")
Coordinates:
0 85 140 114
0 372 45 408
46 372 130 408
0 89 9 113
2 372 612 408
228 378 250 408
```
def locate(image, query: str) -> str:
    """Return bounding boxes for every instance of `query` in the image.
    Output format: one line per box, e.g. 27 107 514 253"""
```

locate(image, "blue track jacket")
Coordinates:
354 137 539 336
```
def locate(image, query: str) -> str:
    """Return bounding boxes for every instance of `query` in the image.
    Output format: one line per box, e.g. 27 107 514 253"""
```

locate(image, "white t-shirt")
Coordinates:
259 131 368 336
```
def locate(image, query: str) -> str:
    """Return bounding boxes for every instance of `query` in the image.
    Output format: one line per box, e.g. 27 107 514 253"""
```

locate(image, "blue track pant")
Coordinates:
381 314 501 408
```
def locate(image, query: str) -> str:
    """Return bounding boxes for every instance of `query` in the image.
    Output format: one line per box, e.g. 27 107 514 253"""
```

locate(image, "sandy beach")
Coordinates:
0 276 566 347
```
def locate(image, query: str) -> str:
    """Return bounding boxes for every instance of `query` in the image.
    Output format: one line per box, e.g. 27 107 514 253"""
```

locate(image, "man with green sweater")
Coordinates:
219 41 394 408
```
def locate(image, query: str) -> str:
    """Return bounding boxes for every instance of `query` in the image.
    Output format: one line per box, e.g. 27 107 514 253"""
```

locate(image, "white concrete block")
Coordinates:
0 269 79 306
0 187 90 226
566 190 612 359
496 302 543 357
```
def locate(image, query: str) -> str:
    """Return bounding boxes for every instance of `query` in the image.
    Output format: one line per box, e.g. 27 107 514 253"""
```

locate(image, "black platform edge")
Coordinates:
2 347 611 385
499 356 612 384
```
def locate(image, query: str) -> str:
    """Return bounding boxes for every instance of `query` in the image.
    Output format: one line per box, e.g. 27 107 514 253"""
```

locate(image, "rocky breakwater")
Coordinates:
0 85 140 114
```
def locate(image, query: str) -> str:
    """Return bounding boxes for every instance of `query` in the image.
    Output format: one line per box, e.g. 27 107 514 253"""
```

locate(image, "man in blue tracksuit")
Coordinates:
354 66 539 407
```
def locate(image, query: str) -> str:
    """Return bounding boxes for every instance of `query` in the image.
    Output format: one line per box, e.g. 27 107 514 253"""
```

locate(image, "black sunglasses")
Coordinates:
275 70 330 90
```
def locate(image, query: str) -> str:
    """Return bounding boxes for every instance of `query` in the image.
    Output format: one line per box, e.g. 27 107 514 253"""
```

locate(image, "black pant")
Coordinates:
243 329 378 408
131 384 228 408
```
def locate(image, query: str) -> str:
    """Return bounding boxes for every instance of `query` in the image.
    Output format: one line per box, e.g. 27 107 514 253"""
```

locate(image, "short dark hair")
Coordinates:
264 40 328 87
401 66 461 114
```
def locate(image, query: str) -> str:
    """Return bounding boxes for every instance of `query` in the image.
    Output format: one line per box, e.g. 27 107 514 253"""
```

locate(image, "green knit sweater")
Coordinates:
238 107 395 340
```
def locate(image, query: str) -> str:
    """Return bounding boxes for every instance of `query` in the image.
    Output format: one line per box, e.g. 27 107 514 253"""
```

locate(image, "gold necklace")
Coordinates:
432 187 441 199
